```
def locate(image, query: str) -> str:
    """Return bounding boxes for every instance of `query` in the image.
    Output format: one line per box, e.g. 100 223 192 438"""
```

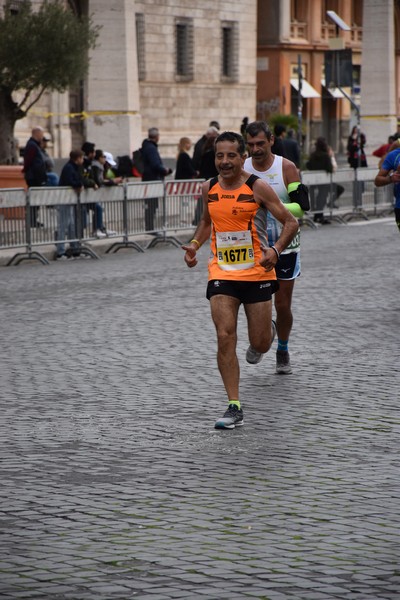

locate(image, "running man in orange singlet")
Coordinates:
182 131 298 429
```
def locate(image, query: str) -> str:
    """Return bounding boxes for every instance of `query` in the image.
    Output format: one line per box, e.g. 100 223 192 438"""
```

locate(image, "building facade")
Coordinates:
256 0 364 153
12 0 258 160
5 0 399 162
256 0 400 159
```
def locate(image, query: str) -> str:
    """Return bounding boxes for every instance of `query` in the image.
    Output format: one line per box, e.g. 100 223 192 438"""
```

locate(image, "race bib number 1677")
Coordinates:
216 230 255 271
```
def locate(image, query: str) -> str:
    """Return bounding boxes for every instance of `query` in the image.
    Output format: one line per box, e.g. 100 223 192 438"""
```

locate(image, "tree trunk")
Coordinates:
0 88 24 165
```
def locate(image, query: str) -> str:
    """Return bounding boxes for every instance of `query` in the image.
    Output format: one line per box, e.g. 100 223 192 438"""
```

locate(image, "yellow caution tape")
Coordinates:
29 109 138 120
361 115 398 120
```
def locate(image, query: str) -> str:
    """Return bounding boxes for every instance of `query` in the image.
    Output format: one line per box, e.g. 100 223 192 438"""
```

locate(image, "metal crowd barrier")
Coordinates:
301 167 394 226
0 171 393 266
0 179 205 266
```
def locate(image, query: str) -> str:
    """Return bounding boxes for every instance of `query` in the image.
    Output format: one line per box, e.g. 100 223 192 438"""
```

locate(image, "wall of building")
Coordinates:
4 0 399 163
134 0 257 158
10 0 257 161
256 0 364 155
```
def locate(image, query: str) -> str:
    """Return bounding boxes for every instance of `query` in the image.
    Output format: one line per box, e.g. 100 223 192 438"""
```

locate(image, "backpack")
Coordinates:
116 155 134 177
132 148 144 177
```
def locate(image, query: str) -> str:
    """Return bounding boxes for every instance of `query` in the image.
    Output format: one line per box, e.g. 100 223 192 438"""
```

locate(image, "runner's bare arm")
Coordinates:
282 159 301 187
374 165 400 186
253 178 298 256
182 180 212 268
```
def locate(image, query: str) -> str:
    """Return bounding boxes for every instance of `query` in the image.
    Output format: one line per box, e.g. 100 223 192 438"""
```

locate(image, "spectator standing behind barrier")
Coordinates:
347 126 367 169
23 126 47 227
373 136 395 160
245 120 310 375
141 127 172 232
374 146 400 234
90 149 121 237
175 138 198 180
372 136 396 168
271 124 287 158
81 141 108 238
240 116 249 140
41 135 59 186
199 127 219 180
347 126 368 203
192 127 220 225
192 121 220 171
328 145 344 208
103 152 121 182
55 150 85 260
306 137 333 224
92 150 123 187
283 128 301 168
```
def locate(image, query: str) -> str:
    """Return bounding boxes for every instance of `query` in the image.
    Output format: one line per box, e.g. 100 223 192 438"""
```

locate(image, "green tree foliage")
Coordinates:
0 0 100 164
268 113 299 132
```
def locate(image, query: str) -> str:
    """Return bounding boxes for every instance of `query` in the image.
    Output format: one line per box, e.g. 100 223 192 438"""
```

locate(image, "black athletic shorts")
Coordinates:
275 252 301 280
206 279 279 304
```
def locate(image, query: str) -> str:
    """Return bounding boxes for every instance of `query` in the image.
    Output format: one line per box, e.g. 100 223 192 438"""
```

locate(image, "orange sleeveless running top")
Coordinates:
207 175 276 282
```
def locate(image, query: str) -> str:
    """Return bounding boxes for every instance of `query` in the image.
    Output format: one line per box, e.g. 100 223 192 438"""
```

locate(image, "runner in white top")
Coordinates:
244 120 310 374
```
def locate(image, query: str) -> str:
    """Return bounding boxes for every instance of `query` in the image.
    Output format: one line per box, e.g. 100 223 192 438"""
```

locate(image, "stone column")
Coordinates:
360 0 397 160
49 91 71 158
86 0 142 156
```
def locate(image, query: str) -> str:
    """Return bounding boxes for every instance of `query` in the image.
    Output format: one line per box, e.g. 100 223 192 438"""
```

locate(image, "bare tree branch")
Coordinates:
22 87 46 114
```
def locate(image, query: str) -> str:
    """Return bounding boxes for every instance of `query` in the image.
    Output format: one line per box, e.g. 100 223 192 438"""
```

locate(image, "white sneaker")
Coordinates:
245 346 263 364
95 229 107 239
246 320 276 364
105 228 116 236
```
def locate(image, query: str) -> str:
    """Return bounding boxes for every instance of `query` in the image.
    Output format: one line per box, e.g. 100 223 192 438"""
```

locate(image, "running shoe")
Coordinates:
245 319 276 364
276 349 292 374
214 404 244 429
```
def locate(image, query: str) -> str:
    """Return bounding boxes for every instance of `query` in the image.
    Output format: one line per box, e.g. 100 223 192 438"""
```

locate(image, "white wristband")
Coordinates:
271 246 280 259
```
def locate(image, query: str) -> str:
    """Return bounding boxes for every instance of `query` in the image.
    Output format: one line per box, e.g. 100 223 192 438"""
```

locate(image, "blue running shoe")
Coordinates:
214 404 244 429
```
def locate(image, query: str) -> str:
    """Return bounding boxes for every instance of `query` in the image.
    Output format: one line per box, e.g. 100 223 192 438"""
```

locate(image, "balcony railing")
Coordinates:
290 20 308 39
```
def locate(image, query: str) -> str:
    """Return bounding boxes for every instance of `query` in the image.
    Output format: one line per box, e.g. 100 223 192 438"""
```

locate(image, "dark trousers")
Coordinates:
192 197 203 226
395 208 400 233
29 206 40 227
144 198 158 231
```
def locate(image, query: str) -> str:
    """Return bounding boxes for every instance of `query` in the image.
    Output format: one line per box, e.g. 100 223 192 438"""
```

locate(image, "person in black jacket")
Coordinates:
271 124 287 158
347 126 367 169
192 120 220 170
192 127 219 225
282 128 301 168
306 137 333 224
141 127 172 231
175 137 198 180
55 150 85 259
23 126 47 227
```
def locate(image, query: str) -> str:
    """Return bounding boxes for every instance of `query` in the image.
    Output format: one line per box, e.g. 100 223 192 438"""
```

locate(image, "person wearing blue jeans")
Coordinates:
56 205 80 258
56 150 85 259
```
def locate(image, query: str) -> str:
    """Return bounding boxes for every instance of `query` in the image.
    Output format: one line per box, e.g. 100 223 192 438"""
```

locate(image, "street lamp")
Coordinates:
326 10 362 208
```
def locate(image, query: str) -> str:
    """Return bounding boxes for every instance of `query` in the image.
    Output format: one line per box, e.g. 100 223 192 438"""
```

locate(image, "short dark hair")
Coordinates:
209 120 220 130
274 124 287 137
95 149 104 160
315 137 328 152
70 149 84 161
245 121 272 140
215 131 246 156
81 141 95 155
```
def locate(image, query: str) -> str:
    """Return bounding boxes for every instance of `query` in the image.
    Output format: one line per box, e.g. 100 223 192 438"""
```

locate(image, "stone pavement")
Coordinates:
0 218 399 600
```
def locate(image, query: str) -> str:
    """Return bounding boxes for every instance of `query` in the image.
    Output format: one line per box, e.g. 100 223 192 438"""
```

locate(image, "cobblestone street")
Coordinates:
0 218 399 599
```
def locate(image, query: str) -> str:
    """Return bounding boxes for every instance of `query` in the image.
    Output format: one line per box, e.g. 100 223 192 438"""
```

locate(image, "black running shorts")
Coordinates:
206 279 279 304
275 252 301 280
